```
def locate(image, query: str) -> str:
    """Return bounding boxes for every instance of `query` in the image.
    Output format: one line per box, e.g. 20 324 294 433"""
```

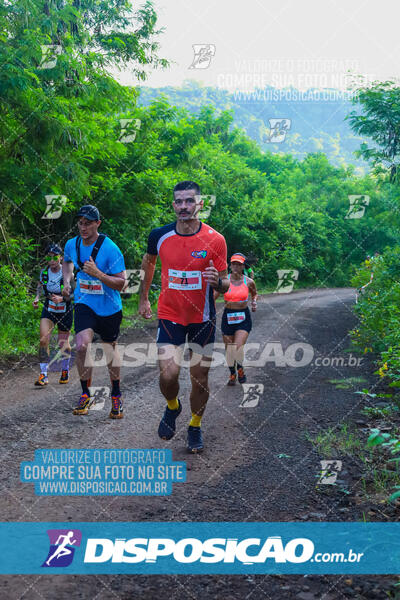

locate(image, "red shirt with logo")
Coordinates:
147 221 227 325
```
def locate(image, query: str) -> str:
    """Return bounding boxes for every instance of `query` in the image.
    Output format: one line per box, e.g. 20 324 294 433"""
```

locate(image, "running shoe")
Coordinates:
109 395 123 419
34 373 48 387
187 426 203 453
59 370 69 384
227 374 236 386
73 393 91 415
237 367 247 384
158 399 182 440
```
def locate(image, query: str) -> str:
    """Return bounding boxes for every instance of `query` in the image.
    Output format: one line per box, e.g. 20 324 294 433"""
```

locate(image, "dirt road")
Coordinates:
0 288 397 598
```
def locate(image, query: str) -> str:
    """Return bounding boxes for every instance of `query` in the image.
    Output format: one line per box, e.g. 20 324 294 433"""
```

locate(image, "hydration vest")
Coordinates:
75 233 106 272
39 269 64 297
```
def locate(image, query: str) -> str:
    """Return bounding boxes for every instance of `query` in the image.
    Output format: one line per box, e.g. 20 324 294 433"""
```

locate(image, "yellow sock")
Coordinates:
167 397 179 411
189 413 202 428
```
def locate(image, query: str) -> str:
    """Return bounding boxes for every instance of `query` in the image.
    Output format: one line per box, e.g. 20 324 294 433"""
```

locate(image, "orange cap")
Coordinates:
230 254 245 264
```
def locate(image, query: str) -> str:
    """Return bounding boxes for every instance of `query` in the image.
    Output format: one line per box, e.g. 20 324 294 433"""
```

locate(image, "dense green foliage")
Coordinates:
0 0 167 356
1 1 399 361
367 427 400 502
138 81 367 169
351 249 400 380
349 83 400 385
0 265 37 357
347 81 400 181
0 0 167 256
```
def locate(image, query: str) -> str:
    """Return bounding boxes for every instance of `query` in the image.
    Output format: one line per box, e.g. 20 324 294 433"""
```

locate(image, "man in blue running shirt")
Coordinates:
62 205 126 418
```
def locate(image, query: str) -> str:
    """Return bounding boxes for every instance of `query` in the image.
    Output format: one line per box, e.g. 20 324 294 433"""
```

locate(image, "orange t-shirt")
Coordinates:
147 222 227 325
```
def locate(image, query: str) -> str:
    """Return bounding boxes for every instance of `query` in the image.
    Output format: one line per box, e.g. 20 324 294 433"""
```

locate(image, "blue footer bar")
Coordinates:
1 522 400 574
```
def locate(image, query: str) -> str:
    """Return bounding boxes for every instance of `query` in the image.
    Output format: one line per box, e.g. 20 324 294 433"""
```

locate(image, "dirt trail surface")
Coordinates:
0 288 397 599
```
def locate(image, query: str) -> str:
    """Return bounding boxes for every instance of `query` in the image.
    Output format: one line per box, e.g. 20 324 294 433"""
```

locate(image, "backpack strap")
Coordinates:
40 269 49 296
91 233 106 263
75 235 82 269
40 269 48 285
76 233 106 272
244 275 249 300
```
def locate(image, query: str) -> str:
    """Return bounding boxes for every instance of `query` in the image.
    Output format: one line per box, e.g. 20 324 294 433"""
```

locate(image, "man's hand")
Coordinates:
139 298 152 319
82 256 102 278
33 296 39 309
203 259 219 288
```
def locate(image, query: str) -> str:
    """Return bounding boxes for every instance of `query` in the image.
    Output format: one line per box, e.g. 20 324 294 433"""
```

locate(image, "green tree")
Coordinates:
347 81 400 181
0 0 167 263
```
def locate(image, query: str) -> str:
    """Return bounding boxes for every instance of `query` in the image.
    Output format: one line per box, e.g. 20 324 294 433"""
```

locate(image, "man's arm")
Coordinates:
81 257 126 291
62 260 74 299
204 233 229 293
203 262 229 293
99 269 126 292
216 268 230 293
139 253 157 319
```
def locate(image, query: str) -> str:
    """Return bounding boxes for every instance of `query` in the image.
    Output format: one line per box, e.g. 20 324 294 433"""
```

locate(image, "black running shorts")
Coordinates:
157 318 216 352
74 303 122 343
221 307 252 336
41 304 73 332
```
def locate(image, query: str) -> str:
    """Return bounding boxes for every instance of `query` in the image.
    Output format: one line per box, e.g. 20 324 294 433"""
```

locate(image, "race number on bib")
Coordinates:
48 300 66 313
80 279 104 295
227 311 246 324
168 269 202 290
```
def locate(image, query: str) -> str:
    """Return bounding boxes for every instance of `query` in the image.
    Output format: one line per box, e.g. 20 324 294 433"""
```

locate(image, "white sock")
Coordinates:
39 363 48 376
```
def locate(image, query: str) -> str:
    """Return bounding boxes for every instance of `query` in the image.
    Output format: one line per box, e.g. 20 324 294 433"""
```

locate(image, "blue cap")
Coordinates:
46 242 62 255
77 204 100 221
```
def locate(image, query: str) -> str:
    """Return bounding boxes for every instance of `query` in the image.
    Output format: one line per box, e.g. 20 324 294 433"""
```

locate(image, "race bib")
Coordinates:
168 269 202 290
227 311 246 325
80 279 104 295
48 300 66 314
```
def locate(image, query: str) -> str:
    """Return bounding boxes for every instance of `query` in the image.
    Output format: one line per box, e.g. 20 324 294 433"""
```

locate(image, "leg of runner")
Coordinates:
35 318 54 386
223 333 237 385
233 329 249 383
158 344 182 440
103 341 123 419
187 355 212 453
73 328 94 414
57 330 71 384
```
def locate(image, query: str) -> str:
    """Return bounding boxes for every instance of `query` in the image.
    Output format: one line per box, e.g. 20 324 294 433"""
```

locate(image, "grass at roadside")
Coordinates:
307 423 366 457
0 316 37 360
306 375 400 503
0 293 159 364
306 423 400 500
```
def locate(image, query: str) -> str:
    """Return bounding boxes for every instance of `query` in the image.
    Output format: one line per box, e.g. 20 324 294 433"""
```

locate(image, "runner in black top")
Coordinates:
32 243 73 386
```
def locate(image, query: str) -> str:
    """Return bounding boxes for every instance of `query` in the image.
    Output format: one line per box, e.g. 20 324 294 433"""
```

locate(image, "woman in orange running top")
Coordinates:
214 253 257 385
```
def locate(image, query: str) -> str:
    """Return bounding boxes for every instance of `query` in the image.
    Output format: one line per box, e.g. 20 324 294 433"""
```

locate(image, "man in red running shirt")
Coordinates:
139 181 229 453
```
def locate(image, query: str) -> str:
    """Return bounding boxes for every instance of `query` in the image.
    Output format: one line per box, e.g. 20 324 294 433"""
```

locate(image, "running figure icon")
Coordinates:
45 531 77 566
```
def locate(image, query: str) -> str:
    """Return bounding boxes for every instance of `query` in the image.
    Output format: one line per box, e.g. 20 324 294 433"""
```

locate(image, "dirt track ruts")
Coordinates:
0 288 397 599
